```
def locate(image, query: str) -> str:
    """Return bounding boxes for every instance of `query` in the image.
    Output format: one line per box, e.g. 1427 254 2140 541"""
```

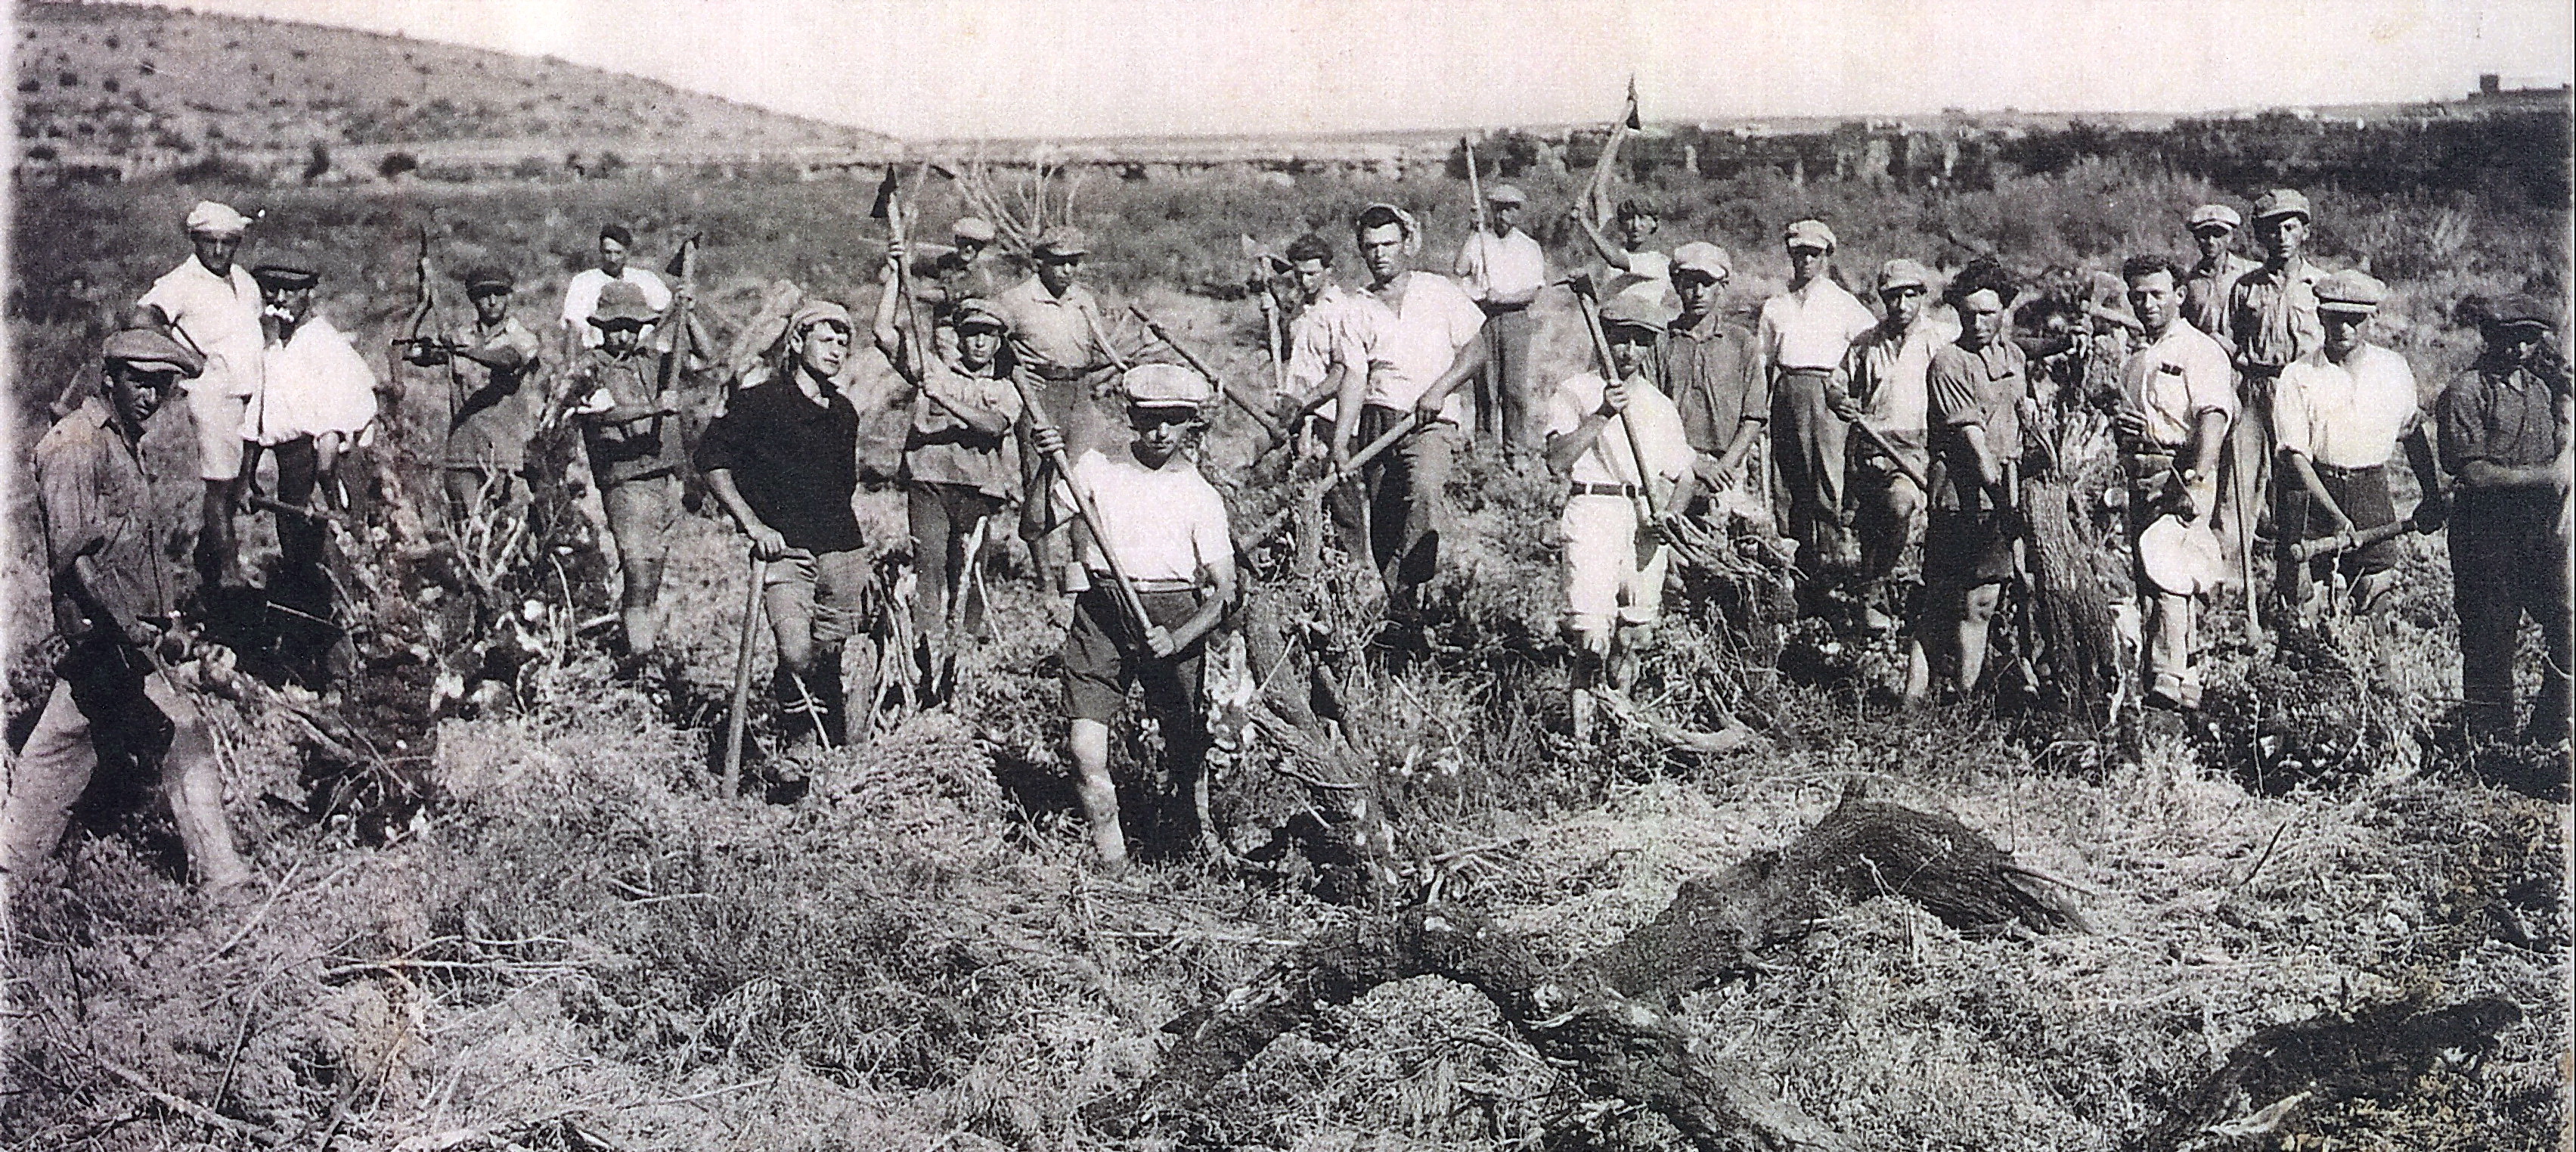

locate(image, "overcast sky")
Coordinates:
160 0 2576 140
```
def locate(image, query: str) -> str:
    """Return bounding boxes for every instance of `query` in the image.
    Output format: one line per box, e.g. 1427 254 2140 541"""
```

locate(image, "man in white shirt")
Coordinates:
1453 183 1548 450
137 200 266 585
244 256 381 679
1034 365 1236 868
2114 254 2237 710
1330 203 1490 644
560 222 671 350
2270 269 2444 618
1545 281 1696 735
1759 218 1880 585
1827 258 1945 630
1275 232 1369 556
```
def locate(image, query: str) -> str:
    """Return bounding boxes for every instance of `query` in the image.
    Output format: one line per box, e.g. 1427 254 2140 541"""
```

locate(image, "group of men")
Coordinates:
8 182 2570 890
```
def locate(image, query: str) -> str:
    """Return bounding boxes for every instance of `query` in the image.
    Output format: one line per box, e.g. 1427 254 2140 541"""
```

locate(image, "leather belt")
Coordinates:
1570 482 1638 498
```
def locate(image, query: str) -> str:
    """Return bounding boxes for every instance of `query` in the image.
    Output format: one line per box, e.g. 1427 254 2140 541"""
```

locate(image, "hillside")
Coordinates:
13 0 894 179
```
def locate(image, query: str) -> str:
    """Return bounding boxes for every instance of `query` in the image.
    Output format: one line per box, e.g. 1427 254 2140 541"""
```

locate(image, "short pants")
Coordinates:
189 390 250 482
1923 508 2016 586
1561 492 1669 632
600 473 681 569
1062 585 1207 725
764 546 876 646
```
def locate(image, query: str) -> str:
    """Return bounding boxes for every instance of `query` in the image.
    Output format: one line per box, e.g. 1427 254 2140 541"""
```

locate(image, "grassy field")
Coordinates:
4 149 2569 1150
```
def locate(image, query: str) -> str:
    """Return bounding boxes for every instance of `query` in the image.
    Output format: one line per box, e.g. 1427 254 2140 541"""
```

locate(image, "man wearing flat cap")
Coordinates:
1030 364 1236 868
137 200 266 586
1759 218 1880 589
1544 279 1696 737
700 297 879 756
904 216 1009 359
2269 269 2443 621
408 265 546 523
243 256 380 602
1828 257 1947 630
2179 203 2257 339
7 328 255 899
565 280 687 667
1660 242 1766 524
2216 188 2327 591
995 225 1130 580
873 256 1025 664
2435 295 2572 744
1453 183 1549 450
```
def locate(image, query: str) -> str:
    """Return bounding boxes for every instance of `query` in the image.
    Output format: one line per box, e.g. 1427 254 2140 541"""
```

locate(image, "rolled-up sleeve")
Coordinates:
1927 351 1981 427
2270 371 2317 458
35 440 107 572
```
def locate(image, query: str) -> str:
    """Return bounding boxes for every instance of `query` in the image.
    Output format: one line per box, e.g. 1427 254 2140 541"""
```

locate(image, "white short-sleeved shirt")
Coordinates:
1455 229 1548 305
250 313 380 446
138 257 266 399
1758 279 1880 374
1060 447 1232 583
1349 272 1486 423
1545 371 1693 489
1286 284 1361 421
1839 319 1945 440
2272 343 2423 470
1624 250 1672 283
560 267 673 348
2120 322 2239 449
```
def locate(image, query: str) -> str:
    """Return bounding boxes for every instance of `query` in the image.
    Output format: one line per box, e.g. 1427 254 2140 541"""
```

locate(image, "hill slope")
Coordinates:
14 1 892 172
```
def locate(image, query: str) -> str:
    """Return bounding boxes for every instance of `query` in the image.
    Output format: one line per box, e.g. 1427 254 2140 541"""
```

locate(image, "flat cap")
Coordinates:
1121 362 1212 411
2493 294 2560 328
2313 269 2385 314
1484 183 1528 206
1877 258 1936 292
462 265 516 293
951 216 997 244
1597 278 1682 331
790 299 854 335
1034 225 1090 258
2186 203 2243 232
101 327 206 377
184 200 252 237
588 281 659 327
1672 241 1733 278
2252 189 2311 221
250 259 320 290
952 298 1009 334
1783 219 1836 250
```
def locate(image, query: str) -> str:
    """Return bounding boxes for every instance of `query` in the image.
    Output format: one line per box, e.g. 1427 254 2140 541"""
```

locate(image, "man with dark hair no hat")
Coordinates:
1909 261 2030 705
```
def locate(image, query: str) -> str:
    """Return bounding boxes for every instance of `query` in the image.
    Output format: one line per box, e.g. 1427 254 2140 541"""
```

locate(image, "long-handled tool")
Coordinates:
721 555 766 796
1242 234 1289 396
1564 273 1662 525
1008 371 1158 641
1842 414 1929 490
2286 518 2412 563
1242 412 1420 549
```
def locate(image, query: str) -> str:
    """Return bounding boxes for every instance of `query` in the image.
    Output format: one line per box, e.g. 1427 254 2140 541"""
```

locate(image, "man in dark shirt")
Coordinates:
566 280 687 664
699 301 877 755
2429 297 2571 743
8 328 254 898
1910 265 2029 706
1661 241 1768 518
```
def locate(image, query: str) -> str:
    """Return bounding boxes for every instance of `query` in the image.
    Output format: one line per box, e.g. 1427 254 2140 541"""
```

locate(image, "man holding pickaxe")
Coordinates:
1828 259 1946 632
994 226 1130 585
1033 365 1237 868
699 301 876 757
1545 278 1696 736
2268 270 2444 623
1271 232 1370 557
1454 182 1548 451
409 265 546 524
1332 203 1492 650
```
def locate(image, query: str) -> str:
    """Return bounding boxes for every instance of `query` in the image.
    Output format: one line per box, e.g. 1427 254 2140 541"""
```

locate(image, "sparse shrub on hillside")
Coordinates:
377 149 417 179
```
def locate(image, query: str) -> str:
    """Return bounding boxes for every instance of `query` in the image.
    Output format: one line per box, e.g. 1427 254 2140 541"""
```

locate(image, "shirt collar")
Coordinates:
1674 311 1725 341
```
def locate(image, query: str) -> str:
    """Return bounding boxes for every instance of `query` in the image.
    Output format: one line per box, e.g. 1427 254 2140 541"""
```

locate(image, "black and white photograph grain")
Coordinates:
2 2 2571 1148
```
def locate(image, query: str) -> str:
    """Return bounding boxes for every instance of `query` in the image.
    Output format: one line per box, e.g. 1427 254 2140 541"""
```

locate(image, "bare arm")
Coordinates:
703 467 790 560
1572 212 1632 272
1410 335 1492 421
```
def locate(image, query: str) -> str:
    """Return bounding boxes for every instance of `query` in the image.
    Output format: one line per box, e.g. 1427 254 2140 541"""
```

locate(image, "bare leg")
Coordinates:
1068 718 1128 866
147 674 253 893
1954 582 2004 696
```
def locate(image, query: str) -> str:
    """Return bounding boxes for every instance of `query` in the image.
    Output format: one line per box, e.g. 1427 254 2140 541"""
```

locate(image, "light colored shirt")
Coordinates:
993 275 1112 375
2221 259 2323 374
1453 228 1548 306
1061 447 1232 583
905 358 1025 499
250 313 379 446
2181 252 2258 340
2119 322 2238 450
1286 284 1362 422
1349 271 1486 422
560 267 673 348
2272 343 2423 470
138 256 265 398
1834 318 1945 450
1623 250 1672 282
1758 279 1879 375
1546 371 1693 489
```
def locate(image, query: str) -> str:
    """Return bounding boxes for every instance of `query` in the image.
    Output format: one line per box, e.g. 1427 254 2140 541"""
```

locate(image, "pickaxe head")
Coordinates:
867 168 901 222
1558 270 1601 299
